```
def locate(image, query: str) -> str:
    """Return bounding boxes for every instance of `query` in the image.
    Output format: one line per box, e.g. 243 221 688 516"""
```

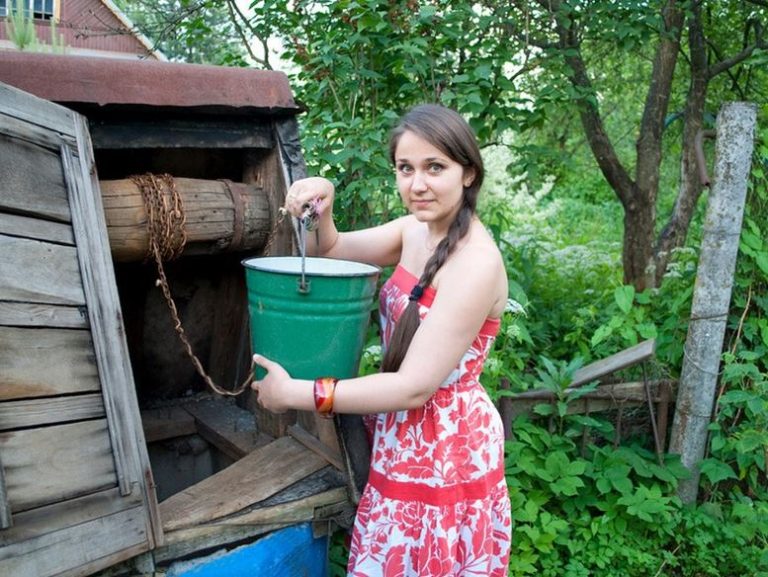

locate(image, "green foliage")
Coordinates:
247 0 537 230
506 415 768 577
115 0 250 65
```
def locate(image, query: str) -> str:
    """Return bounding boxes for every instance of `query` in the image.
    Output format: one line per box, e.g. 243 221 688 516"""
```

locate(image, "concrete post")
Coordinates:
668 101 757 504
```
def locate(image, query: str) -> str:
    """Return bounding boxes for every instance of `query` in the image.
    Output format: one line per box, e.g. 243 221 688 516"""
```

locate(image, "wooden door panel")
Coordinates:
0 420 117 513
0 327 100 400
0 80 161 575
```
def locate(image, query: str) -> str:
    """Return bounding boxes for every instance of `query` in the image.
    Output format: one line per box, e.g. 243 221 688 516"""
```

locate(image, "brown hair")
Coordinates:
381 104 484 373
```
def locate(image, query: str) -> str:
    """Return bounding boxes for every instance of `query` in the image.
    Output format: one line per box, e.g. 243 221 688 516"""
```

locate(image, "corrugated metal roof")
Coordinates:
0 52 300 113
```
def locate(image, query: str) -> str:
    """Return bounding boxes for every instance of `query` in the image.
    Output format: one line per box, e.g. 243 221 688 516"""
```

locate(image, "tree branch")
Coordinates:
225 0 271 69
547 1 635 207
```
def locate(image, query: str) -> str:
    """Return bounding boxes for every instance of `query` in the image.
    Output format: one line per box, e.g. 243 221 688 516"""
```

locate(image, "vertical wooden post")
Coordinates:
668 102 757 503
0 453 11 529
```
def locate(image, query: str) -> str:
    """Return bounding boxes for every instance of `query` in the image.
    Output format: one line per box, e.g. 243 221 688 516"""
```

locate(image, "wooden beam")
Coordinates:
287 425 344 472
0 452 11 529
89 119 274 150
182 398 269 461
529 339 657 391
158 436 327 531
140 407 197 444
508 380 676 419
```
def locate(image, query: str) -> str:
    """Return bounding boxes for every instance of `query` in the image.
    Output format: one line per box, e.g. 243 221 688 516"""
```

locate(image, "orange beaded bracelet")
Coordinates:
313 377 339 418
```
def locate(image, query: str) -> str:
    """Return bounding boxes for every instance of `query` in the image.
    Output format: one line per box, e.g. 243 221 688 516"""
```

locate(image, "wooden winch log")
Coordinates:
100 177 272 262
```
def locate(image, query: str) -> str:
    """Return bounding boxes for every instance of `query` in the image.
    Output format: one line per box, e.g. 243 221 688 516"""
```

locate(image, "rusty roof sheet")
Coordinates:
0 51 300 113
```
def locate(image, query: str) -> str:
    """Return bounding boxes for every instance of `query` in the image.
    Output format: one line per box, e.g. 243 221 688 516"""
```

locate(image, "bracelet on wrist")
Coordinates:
313 377 339 418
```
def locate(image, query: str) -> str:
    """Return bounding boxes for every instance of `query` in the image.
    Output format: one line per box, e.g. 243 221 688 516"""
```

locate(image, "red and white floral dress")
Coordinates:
347 265 512 577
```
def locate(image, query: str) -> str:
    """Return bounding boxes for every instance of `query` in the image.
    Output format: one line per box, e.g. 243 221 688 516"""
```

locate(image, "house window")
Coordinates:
0 0 55 20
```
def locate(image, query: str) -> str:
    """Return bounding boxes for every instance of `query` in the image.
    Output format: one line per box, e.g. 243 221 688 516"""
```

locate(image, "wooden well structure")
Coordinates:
0 52 351 577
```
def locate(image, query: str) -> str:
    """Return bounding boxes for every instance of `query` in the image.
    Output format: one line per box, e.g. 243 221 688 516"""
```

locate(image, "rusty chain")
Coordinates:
131 173 270 397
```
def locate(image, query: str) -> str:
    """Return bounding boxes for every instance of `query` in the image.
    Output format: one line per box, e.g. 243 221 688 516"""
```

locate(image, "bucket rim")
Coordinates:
241 255 381 278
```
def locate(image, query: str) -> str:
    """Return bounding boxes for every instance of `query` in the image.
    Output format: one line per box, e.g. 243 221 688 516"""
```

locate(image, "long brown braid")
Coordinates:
380 105 484 373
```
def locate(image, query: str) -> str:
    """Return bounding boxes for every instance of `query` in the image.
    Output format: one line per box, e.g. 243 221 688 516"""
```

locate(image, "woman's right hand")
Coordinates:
284 177 335 222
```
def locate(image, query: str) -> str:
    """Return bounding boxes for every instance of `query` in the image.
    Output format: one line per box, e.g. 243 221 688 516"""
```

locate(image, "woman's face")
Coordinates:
394 130 473 230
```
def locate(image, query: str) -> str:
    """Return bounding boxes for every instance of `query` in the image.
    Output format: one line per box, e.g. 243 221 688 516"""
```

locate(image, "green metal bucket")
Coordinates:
242 256 381 380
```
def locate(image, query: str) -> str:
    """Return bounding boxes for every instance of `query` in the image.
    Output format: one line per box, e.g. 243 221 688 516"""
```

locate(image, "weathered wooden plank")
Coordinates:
508 381 676 419
69 118 163 545
0 393 105 431
141 406 197 443
0 486 141 545
89 118 274 149
568 339 656 388
0 504 148 577
0 419 117 513
0 234 85 306
159 436 327 531
154 522 288 563
288 424 344 472
0 301 88 329
0 212 75 245
0 109 75 151
182 398 266 461
0 326 100 400
0 132 71 222
214 486 348 526
0 453 10 529
0 82 75 138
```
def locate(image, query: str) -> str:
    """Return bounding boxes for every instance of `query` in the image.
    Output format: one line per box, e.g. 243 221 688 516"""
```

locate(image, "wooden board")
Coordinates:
182 398 267 461
0 82 75 138
141 406 197 444
0 212 74 245
0 326 100 400
0 132 71 222
0 394 105 432
159 436 327 531
89 118 274 150
508 381 674 418
569 339 656 388
0 234 85 306
288 424 344 472
0 504 148 577
0 419 117 513
0 302 88 329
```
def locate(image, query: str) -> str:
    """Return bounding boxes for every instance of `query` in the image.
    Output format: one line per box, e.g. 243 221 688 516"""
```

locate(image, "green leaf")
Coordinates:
699 458 738 484
614 285 635 314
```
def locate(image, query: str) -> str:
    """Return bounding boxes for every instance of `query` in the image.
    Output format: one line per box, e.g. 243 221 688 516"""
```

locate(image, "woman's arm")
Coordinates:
284 177 407 268
253 244 506 414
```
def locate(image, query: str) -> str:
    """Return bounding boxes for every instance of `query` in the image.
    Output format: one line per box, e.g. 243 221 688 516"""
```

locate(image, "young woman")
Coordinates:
252 104 512 576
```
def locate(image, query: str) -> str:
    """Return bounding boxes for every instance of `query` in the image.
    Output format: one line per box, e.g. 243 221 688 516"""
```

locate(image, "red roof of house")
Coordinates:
0 52 300 113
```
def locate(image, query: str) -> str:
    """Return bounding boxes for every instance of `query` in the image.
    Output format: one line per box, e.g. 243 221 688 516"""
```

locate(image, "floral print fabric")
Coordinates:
347 265 512 577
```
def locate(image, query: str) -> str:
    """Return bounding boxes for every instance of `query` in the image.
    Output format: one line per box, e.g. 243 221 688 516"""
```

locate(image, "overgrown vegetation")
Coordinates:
119 1 768 574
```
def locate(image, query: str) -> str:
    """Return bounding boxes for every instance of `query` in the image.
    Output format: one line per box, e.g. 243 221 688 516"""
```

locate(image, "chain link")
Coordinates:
131 173 255 397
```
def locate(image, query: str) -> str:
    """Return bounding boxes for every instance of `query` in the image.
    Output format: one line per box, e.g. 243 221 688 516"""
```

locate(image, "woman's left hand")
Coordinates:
251 354 292 413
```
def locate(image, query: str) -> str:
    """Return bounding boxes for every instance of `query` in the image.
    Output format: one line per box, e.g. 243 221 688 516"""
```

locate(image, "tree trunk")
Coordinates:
557 0 685 290
654 0 708 285
622 199 657 290
630 0 685 289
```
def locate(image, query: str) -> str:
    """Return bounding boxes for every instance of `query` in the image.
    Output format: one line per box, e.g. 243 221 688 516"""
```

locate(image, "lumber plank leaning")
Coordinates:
158 436 327 531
